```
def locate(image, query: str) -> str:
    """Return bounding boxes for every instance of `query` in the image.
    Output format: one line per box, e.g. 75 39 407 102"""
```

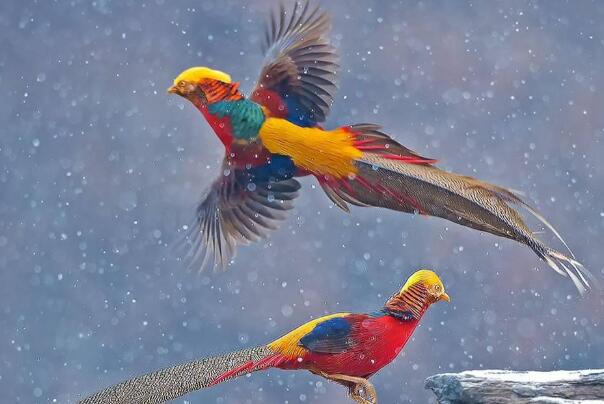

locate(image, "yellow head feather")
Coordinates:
400 269 445 294
173 66 231 85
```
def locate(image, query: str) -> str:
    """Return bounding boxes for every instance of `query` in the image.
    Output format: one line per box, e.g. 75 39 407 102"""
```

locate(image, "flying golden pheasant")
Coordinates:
168 1 593 293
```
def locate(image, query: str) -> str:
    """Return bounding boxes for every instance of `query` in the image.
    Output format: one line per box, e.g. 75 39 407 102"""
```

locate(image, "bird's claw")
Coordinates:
316 372 377 404
350 379 377 404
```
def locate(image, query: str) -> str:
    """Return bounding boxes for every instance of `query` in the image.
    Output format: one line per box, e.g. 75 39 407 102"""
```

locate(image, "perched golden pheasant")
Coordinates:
80 270 449 404
168 1 593 293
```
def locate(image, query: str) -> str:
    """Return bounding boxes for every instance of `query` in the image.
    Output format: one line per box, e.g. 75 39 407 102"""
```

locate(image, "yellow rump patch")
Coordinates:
173 66 232 85
268 313 350 358
259 118 363 178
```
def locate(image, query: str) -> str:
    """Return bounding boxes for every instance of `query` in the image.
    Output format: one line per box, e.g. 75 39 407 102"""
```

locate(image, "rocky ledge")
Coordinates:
425 369 604 403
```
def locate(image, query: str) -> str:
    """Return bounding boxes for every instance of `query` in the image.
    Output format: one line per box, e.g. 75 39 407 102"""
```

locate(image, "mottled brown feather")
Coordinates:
251 0 339 123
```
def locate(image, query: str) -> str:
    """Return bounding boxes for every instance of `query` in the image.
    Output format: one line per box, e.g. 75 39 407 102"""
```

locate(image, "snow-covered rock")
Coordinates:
425 369 604 403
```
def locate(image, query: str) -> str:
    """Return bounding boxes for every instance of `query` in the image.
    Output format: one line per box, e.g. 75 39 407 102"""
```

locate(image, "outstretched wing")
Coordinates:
180 161 301 270
251 1 339 126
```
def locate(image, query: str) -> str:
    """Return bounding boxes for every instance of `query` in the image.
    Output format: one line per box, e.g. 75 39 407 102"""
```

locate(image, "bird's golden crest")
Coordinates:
172 66 232 85
400 269 445 295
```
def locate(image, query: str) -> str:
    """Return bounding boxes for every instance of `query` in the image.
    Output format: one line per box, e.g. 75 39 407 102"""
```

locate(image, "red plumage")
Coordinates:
251 88 289 119
196 102 235 150
278 314 420 378
80 270 449 403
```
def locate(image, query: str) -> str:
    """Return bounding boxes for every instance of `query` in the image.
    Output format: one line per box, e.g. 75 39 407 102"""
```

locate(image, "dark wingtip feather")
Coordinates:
172 171 301 273
254 0 338 123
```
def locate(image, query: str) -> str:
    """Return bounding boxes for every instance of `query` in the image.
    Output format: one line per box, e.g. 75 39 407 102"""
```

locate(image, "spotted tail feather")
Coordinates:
79 346 280 404
459 182 596 295
319 124 595 293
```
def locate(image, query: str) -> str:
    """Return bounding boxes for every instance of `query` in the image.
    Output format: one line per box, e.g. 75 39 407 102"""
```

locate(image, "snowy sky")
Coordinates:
1 1 603 403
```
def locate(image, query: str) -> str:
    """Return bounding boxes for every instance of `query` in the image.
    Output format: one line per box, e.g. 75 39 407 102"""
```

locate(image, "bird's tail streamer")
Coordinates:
512 200 597 295
532 243 596 296
319 124 595 294
79 346 282 404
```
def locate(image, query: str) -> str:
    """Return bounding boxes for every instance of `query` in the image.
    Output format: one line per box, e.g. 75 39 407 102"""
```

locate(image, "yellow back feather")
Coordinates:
173 66 232 85
259 118 363 178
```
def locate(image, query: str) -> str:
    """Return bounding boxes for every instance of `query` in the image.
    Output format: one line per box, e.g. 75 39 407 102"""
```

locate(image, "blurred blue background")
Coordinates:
1 1 603 403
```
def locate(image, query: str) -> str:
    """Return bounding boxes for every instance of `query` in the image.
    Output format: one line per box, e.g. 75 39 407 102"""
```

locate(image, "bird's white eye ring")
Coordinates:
435 284 441 291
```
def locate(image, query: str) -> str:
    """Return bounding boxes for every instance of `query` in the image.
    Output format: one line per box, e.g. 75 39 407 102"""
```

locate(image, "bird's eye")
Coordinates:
435 284 441 291
178 80 186 87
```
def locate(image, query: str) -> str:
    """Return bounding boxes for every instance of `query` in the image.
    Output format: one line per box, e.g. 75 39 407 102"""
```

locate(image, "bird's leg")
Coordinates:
349 377 377 404
317 372 378 404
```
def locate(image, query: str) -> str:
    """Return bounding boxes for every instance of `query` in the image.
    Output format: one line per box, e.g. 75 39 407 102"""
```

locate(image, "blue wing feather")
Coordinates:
299 317 355 354
246 155 297 182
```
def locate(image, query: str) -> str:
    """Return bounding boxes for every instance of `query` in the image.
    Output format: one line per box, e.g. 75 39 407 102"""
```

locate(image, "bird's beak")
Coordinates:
167 85 178 94
439 292 451 302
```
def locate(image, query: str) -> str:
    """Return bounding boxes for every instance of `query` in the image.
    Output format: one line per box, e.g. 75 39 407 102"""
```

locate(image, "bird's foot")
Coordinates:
317 372 377 404
350 379 377 404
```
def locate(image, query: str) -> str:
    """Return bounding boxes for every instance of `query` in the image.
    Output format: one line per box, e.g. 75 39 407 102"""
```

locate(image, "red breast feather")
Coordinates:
279 314 419 378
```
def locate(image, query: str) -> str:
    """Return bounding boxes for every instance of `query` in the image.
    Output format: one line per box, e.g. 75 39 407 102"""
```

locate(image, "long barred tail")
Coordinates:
320 124 595 294
79 345 280 404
